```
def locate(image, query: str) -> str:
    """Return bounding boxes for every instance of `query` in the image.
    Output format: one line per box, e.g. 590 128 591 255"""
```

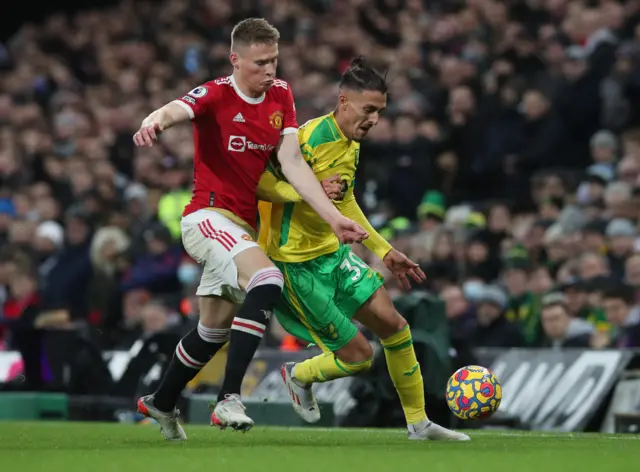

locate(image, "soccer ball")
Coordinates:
446 365 502 420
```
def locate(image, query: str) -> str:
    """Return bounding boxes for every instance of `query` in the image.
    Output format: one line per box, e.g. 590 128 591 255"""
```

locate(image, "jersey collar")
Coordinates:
330 112 348 141
229 75 266 105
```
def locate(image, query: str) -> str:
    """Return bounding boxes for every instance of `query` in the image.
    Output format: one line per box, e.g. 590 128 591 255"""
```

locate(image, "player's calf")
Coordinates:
283 349 373 424
355 288 431 431
151 322 230 414
292 332 373 387
216 263 284 404
291 332 373 388
283 333 374 423
356 296 470 441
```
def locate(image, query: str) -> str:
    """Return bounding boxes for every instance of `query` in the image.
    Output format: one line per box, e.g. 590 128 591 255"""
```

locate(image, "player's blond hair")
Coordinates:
231 18 280 51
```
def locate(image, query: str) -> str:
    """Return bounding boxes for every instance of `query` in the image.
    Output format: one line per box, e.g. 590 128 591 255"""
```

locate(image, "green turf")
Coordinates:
0 422 638 472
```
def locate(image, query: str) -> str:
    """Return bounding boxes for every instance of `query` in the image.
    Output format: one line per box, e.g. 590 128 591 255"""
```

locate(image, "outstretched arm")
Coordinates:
338 191 426 290
134 102 192 147
338 192 392 260
134 84 215 147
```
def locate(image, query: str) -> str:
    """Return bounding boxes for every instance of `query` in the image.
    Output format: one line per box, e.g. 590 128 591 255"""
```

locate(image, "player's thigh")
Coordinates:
198 295 238 329
275 258 358 354
181 209 272 302
353 287 408 339
233 246 277 291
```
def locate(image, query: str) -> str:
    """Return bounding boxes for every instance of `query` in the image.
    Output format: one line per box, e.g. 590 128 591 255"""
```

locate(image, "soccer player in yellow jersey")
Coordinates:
256 57 469 441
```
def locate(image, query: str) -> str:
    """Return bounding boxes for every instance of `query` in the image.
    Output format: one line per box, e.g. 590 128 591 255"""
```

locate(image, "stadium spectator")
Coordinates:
120 222 181 297
471 285 525 348
37 206 93 326
440 284 475 341
540 292 594 348
0 0 639 363
602 282 640 348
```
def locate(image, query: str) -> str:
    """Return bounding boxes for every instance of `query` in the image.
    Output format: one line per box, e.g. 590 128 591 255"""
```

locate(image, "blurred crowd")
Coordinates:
1 0 640 358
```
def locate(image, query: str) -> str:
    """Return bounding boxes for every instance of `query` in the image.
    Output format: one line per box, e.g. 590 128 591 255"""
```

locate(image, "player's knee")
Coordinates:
247 267 283 293
389 312 408 334
337 335 374 364
243 267 284 311
199 314 228 330
198 297 236 329
377 311 408 339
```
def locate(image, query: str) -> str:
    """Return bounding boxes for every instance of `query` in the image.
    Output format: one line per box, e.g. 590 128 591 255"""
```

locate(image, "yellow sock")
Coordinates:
292 352 372 385
381 325 428 425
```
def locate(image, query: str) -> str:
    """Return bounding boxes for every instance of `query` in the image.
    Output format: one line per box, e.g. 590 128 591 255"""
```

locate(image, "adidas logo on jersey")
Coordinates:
233 113 246 123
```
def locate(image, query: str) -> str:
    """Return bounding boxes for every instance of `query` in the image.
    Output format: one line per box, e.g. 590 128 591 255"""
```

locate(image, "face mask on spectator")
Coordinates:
463 280 485 302
178 264 200 286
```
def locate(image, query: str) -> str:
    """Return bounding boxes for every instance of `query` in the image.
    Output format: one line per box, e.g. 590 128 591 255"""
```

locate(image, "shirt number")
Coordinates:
340 252 369 281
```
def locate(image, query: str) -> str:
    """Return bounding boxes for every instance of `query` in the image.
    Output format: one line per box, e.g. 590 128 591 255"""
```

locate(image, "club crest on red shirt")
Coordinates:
269 110 283 130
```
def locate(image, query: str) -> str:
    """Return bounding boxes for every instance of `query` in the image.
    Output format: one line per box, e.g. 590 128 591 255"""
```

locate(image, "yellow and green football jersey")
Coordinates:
264 113 360 263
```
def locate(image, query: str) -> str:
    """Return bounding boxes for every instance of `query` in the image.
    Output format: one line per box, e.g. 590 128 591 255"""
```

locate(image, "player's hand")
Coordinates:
331 216 368 244
321 174 343 200
133 122 162 147
383 249 426 291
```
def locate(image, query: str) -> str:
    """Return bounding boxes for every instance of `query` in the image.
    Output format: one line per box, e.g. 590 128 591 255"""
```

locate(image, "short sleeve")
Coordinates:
172 82 218 120
281 85 298 136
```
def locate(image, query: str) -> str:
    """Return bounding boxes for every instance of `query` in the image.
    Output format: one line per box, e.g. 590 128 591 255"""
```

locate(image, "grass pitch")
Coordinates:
0 422 638 472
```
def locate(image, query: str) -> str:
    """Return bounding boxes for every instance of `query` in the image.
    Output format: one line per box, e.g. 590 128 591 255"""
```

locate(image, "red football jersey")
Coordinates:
174 75 298 230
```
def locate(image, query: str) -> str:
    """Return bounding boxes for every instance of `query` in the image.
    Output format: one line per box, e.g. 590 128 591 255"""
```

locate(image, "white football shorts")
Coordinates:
180 209 259 304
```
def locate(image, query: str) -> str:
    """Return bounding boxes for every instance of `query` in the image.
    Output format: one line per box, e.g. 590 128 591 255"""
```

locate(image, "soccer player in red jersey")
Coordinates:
133 18 368 440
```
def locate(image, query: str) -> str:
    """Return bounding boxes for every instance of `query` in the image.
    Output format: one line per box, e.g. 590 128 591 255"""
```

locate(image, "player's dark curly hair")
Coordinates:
339 56 388 94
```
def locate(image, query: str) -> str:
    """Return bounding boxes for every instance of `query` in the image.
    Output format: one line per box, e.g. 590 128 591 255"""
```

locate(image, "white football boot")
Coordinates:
408 420 471 441
210 394 254 432
280 362 321 423
137 394 187 441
